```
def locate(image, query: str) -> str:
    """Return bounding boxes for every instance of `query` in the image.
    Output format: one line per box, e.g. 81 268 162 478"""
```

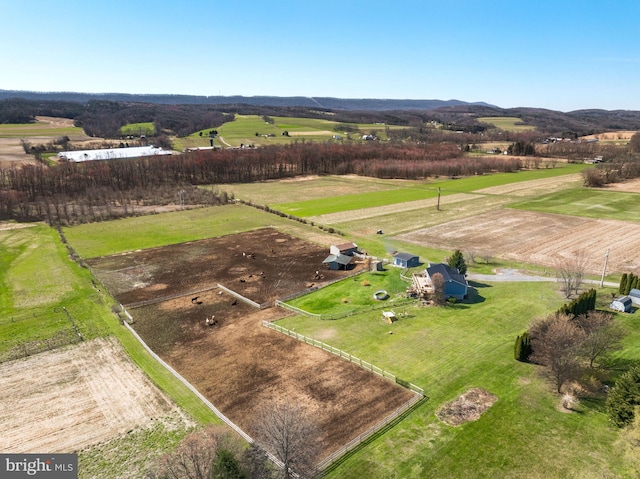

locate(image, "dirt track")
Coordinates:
0 338 182 453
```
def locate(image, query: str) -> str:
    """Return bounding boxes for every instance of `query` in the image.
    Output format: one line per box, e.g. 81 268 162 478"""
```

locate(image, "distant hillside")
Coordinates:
0 90 494 111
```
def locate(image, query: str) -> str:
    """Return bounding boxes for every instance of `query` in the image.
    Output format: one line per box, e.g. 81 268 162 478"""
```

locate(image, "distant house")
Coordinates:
330 242 358 256
426 263 468 300
393 252 420 269
610 296 633 313
322 254 353 270
629 289 640 306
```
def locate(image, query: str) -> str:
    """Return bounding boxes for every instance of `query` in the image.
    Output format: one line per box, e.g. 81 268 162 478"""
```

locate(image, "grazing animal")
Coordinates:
231 299 237 306
191 296 199 303
240 279 246 283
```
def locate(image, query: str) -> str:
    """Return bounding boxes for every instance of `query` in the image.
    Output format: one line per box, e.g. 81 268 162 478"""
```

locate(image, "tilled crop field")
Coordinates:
0 338 180 453
88 228 416 460
397 209 640 274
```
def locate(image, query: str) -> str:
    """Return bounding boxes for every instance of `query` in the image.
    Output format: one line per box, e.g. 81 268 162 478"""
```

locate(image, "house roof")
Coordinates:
426 263 467 286
322 254 352 265
334 242 357 251
629 289 640 298
395 252 418 261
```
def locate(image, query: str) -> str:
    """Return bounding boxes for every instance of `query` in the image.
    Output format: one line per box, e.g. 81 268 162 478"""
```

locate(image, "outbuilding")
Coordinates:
393 252 420 269
322 254 353 270
330 242 358 256
629 288 640 306
610 296 633 313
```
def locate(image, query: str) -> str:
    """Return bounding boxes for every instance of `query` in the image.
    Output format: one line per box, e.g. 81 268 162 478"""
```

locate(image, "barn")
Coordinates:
393 252 420 268
426 263 468 300
330 242 358 256
57 146 172 162
629 288 640 306
322 254 353 270
610 296 633 313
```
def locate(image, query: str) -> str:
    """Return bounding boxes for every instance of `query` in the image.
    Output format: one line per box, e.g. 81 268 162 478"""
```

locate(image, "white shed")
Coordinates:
610 296 633 313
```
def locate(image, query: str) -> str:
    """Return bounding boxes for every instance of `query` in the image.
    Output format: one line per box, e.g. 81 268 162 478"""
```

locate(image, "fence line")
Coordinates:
317 394 426 471
125 286 219 309
262 321 424 397
217 283 266 309
275 298 415 321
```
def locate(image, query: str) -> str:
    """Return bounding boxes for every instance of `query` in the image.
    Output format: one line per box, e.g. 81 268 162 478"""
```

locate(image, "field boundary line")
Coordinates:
217 283 266 309
262 321 424 396
124 286 219 309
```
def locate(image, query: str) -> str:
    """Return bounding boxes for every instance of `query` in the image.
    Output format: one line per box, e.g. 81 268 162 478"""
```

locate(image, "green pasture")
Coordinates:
176 114 407 150
510 188 640 222
0 223 220 424
275 164 589 217
0 122 85 138
62 203 341 259
478 116 538 131
120 122 155 136
278 279 637 478
287 269 410 316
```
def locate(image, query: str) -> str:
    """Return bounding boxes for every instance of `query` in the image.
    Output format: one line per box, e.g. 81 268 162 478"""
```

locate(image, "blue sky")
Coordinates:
1 0 639 112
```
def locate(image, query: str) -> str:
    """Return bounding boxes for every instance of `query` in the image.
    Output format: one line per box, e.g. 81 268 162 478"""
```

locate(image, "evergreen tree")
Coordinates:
211 449 245 479
514 335 522 361
620 273 628 294
448 249 467 275
607 366 640 427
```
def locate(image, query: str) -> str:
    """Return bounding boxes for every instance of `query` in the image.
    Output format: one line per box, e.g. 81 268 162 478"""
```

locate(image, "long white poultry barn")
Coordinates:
57 146 172 162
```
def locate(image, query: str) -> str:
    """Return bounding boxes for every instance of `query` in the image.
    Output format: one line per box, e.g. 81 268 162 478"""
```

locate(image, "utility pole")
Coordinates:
600 249 610 287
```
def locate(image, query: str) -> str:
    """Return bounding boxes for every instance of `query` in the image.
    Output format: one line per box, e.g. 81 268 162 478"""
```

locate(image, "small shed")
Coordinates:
382 310 396 323
610 296 633 313
393 252 420 268
629 289 640 306
330 242 358 256
322 254 353 270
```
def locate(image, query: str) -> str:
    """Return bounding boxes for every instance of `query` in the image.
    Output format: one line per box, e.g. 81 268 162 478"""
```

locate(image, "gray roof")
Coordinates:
426 263 467 285
395 252 418 261
614 296 633 305
629 289 640 298
322 254 352 265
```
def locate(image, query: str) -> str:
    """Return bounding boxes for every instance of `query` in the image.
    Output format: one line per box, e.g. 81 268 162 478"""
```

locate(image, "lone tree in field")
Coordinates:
530 314 585 393
447 249 467 275
253 401 320 479
430 272 446 306
554 252 587 299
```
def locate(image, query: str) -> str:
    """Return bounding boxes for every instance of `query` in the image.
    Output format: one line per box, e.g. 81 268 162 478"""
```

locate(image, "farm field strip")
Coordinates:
510 188 640 222
474 173 583 196
397 209 640 274
0 337 183 453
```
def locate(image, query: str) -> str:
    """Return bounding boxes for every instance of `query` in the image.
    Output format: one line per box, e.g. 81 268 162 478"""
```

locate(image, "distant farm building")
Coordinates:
57 146 172 162
629 289 640 306
610 296 633 313
393 252 420 269
322 254 353 270
330 242 358 256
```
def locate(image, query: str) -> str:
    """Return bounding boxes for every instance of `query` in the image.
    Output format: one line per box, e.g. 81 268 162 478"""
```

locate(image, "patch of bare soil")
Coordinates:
600 178 640 194
436 388 498 426
0 338 182 453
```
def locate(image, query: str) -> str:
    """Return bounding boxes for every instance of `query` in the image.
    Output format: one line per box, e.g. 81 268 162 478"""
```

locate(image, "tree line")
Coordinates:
0 142 524 224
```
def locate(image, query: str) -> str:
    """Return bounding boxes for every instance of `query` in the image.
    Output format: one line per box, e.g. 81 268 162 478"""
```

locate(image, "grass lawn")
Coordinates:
120 122 155 136
0 123 85 138
510 188 640 221
478 116 538 131
277 278 637 478
275 165 588 217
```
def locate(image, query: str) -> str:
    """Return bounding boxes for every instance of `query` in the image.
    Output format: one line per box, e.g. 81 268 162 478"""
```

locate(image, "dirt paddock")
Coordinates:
89 228 416 460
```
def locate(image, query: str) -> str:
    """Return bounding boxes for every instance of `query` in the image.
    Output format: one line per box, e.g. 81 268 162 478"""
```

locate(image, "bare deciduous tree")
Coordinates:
252 401 320 479
430 272 446 305
530 314 585 393
574 311 625 368
155 425 241 479
555 252 588 299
